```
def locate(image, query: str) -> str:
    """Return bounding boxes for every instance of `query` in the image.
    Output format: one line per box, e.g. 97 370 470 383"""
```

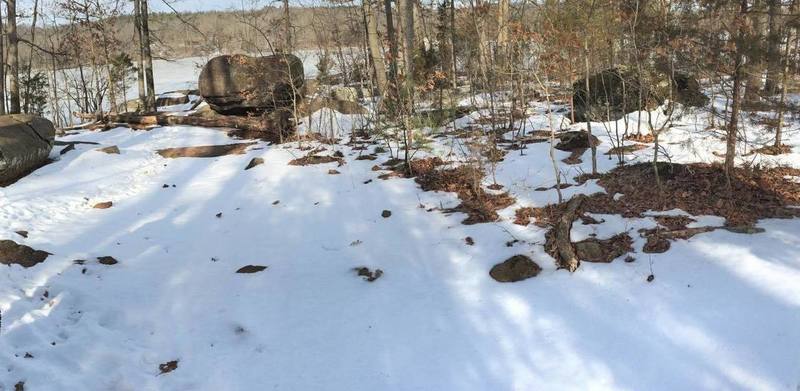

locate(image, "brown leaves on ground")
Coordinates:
753 144 793 156
288 155 344 166
157 143 256 158
591 163 800 226
0 240 50 268
415 164 514 225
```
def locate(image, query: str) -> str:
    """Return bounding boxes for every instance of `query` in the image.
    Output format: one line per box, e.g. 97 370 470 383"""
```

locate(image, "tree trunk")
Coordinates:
727 0 749 175
134 0 147 112
7 0 20 114
744 0 764 103
584 37 597 175
449 0 457 89
283 0 292 51
0 4 6 116
362 0 388 97
140 0 156 111
23 0 38 114
763 0 781 95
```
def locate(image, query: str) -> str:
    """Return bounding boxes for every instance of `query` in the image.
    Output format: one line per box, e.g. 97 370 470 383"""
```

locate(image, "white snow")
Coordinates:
3 73 800 390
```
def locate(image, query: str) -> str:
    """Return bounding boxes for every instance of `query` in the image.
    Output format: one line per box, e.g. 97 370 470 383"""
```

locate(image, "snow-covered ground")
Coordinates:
3 84 800 390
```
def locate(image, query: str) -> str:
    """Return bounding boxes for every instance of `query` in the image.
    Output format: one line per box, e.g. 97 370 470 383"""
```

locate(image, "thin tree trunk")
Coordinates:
764 0 781 95
449 0 457 89
726 0 749 175
140 0 156 111
362 0 387 97
0 4 6 116
584 37 597 175
283 0 292 51
134 0 147 112
7 0 19 114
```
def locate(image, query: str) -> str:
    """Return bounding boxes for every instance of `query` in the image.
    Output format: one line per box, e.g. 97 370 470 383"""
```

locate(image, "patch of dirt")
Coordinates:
0 240 50 268
354 266 383 282
157 143 256 158
416 165 514 225
355 154 377 161
236 265 268 273
288 154 344 166
573 233 634 263
489 255 541 282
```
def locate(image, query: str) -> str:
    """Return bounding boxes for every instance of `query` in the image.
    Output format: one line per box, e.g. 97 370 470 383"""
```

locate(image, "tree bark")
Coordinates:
140 0 156 111
362 0 388 97
0 4 6 116
763 0 781 95
134 0 147 112
7 0 20 114
727 0 749 175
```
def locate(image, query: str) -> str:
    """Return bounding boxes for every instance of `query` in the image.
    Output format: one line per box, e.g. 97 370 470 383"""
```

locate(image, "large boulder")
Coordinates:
199 54 305 115
572 67 708 122
0 114 55 185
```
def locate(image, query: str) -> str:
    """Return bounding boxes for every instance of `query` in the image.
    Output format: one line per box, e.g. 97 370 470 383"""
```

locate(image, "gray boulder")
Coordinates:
0 114 55 185
572 67 708 122
198 54 305 115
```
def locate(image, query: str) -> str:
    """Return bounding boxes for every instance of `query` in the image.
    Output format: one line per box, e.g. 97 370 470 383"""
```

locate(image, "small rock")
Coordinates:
93 201 113 209
328 169 340 175
159 360 179 374
465 237 475 246
236 265 268 273
97 256 118 265
354 266 383 282
244 157 264 170
381 210 392 218
272 200 280 205
0 240 50 268
98 146 120 154
216 212 223 218
489 255 541 282
15 231 28 238
647 274 655 282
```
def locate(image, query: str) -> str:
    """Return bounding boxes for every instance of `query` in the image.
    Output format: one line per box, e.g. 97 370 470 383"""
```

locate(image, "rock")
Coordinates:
98 145 120 154
236 265 268 273
572 67 708 122
15 231 28 238
93 201 113 209
0 240 50 268
330 86 359 102
381 210 392 218
244 157 264 170
0 114 55 186
156 92 190 107
489 255 541 282
198 54 304 115
159 360 179 374
97 256 118 265
555 131 600 151
574 234 633 262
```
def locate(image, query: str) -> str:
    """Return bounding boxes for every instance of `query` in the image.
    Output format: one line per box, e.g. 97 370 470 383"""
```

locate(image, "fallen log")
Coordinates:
96 111 294 142
551 195 585 272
